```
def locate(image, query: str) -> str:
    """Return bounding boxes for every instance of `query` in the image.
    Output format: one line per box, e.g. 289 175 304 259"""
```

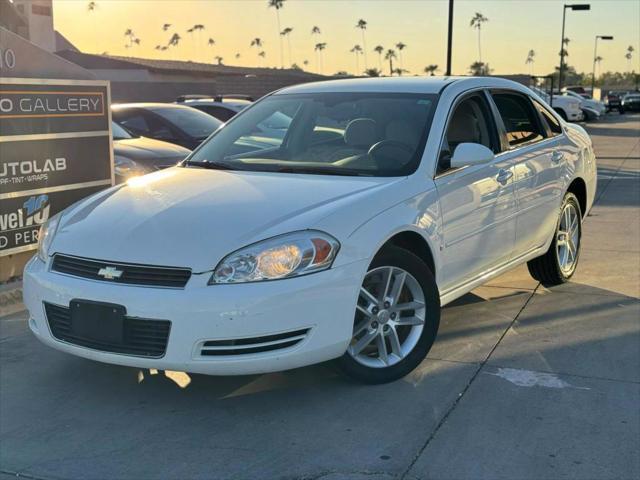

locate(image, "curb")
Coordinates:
0 281 24 318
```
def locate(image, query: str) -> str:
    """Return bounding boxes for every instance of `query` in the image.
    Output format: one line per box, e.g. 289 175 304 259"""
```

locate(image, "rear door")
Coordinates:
435 91 517 293
488 91 567 256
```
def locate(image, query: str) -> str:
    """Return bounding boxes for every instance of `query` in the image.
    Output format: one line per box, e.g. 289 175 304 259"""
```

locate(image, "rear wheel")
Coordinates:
554 108 568 121
527 192 582 286
337 246 440 384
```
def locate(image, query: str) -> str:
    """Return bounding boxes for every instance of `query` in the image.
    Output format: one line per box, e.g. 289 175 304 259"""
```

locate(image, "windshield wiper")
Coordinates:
183 160 245 171
275 165 371 177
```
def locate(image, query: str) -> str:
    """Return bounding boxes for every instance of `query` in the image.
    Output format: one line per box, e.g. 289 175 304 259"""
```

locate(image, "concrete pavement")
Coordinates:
1 114 638 480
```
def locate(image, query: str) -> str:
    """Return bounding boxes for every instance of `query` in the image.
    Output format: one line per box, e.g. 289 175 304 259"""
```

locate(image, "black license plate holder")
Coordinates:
70 299 125 344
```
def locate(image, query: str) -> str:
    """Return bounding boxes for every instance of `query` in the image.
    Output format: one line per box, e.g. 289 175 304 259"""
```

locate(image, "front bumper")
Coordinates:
23 256 368 375
567 110 584 122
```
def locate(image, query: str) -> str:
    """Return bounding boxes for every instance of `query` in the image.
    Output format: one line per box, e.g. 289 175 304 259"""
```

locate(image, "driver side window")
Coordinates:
438 94 496 174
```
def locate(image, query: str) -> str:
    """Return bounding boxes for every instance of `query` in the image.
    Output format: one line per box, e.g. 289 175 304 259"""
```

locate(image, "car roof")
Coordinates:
111 103 194 111
180 99 249 108
273 76 529 95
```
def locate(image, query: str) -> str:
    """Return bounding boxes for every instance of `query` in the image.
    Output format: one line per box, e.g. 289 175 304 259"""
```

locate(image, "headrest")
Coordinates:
448 111 480 145
385 120 420 147
344 118 378 148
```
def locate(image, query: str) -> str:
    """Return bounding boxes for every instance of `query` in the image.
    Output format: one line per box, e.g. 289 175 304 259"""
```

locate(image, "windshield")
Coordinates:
186 92 437 177
111 121 134 140
153 107 223 138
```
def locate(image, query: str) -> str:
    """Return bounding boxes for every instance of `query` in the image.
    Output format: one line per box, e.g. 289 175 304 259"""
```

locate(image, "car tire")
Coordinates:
336 246 440 384
527 192 582 286
554 108 568 121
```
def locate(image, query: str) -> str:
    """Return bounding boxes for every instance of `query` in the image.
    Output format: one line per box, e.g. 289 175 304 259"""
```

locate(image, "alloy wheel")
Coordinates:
348 266 426 368
556 203 580 275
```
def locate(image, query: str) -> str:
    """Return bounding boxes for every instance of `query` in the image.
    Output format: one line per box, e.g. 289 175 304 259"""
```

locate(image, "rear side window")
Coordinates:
491 93 544 148
533 100 562 135
114 110 151 134
198 105 236 122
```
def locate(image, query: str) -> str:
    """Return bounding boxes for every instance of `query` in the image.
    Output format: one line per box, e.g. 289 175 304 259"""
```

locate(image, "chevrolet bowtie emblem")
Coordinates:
98 266 123 280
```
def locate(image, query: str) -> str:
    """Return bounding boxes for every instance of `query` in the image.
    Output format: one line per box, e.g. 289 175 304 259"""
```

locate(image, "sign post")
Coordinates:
0 78 114 257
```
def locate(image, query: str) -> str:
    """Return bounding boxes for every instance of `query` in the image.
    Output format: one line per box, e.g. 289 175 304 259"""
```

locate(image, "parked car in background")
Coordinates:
621 92 640 112
112 103 222 150
25 77 596 384
561 89 606 121
604 91 626 113
176 94 253 122
112 122 190 183
531 87 583 122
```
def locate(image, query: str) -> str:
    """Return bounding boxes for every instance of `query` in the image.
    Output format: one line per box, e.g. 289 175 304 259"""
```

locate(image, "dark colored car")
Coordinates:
112 103 223 150
621 93 640 113
112 122 191 183
605 91 625 113
175 94 253 122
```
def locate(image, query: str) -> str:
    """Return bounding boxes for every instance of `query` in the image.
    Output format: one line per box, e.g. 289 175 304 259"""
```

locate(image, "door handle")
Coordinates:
496 169 513 185
551 151 565 164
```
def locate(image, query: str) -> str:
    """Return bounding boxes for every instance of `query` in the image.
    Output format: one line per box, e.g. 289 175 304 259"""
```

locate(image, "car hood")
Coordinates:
51 167 400 271
114 137 191 164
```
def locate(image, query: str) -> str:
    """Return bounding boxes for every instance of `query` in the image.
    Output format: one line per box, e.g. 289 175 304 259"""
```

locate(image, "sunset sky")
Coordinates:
53 0 640 76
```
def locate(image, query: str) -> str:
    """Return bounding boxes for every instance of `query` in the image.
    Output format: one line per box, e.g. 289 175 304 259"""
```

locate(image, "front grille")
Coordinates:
200 329 309 356
52 254 191 288
45 302 171 357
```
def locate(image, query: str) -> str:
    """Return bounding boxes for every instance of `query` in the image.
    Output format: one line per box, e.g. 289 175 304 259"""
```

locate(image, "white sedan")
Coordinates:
24 77 597 384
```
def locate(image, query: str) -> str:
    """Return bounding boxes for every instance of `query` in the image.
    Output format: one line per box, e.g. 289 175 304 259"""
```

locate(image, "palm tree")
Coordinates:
250 37 263 48
258 50 266 66
314 42 327 74
355 19 368 70
303 59 309 68
208 38 215 47
268 0 286 68
469 61 490 76
392 68 408 76
384 49 396 76
168 33 181 48
124 28 136 49
395 42 406 69
87 2 98 53
374 45 384 70
193 24 205 61
626 46 635 72
594 55 604 80
469 12 489 63
350 44 363 74
215 56 224 65
424 64 438 76
235 52 241 59
365 68 381 77
311 26 321 72
162 23 171 31
281 27 294 66
524 49 536 76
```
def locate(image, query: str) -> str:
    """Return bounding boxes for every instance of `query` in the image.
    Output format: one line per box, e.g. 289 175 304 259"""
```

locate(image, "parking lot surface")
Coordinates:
1 114 639 480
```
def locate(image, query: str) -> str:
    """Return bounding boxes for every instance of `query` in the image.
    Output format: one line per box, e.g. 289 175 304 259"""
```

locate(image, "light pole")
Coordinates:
446 0 454 76
558 4 590 91
591 35 613 96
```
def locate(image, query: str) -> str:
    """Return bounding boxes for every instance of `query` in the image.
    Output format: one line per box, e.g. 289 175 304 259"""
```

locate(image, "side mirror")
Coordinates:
450 143 495 168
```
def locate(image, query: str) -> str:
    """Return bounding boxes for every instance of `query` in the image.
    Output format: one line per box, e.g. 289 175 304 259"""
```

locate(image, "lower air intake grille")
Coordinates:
200 328 309 356
45 302 170 358
52 254 191 288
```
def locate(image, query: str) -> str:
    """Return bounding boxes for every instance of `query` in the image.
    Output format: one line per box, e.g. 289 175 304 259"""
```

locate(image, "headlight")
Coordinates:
37 213 61 262
210 230 340 284
114 156 150 180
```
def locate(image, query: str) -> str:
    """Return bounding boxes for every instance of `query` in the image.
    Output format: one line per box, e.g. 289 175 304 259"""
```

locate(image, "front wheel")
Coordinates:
527 192 582 286
337 246 440 384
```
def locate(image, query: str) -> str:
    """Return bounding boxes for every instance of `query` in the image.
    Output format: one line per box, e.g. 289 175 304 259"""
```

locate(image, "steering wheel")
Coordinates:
368 140 414 157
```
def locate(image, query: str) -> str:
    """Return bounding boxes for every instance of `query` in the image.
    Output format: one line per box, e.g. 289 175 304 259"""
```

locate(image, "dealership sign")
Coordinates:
0 78 114 256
